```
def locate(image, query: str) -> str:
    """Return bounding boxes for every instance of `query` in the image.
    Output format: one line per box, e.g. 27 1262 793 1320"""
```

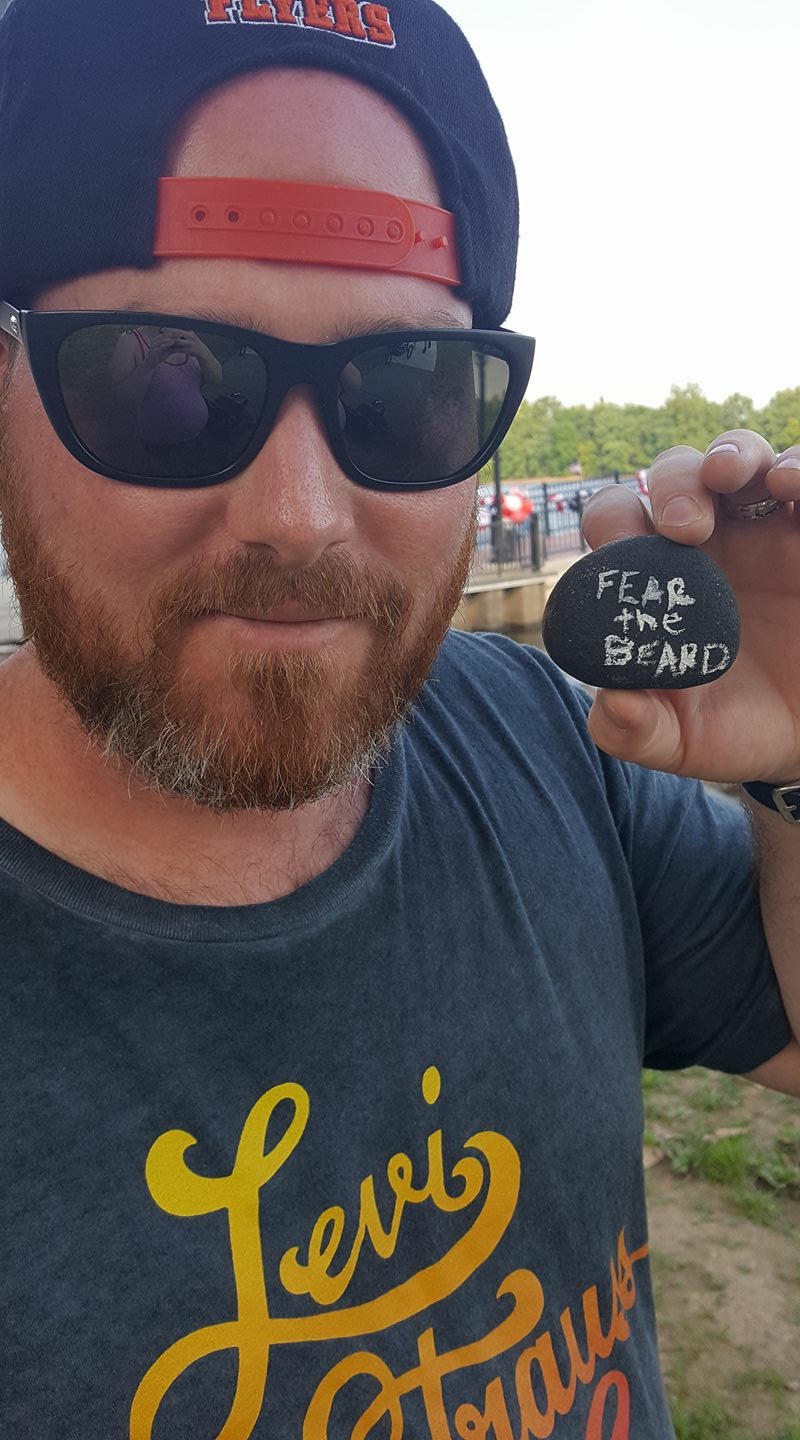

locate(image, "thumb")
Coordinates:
588 689 685 772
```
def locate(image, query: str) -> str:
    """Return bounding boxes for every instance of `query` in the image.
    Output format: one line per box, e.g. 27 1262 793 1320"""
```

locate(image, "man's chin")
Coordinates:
119 728 388 815
100 644 411 814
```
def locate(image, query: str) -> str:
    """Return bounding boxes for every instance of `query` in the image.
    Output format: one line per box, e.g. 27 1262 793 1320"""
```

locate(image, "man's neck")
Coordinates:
0 649 371 906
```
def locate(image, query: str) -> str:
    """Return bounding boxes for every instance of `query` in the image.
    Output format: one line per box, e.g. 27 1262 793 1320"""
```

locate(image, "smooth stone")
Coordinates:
542 535 740 690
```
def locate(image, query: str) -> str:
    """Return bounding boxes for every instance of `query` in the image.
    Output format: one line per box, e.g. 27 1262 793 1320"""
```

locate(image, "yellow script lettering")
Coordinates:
131 1070 520 1440
281 1069 485 1305
130 1082 309 1440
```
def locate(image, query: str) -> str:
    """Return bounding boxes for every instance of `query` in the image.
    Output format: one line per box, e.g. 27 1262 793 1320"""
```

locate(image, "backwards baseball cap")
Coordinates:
0 0 519 327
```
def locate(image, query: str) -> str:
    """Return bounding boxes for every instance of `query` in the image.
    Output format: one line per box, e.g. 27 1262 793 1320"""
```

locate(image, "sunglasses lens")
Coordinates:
54 325 517 488
338 338 511 485
57 325 268 481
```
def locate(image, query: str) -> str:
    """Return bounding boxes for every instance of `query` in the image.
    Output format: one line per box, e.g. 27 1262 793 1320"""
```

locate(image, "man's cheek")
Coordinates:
79 492 225 586
368 496 474 570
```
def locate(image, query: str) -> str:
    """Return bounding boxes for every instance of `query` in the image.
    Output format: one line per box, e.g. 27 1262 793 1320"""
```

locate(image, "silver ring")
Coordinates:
720 496 785 521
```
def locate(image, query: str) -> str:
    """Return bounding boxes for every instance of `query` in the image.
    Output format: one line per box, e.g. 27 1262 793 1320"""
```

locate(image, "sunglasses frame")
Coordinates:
0 305 535 493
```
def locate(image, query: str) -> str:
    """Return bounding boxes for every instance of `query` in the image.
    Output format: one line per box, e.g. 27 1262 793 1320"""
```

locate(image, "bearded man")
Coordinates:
0 2 798 1437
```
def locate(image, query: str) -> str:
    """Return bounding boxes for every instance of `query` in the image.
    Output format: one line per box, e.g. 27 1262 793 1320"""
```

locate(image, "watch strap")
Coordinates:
741 780 800 824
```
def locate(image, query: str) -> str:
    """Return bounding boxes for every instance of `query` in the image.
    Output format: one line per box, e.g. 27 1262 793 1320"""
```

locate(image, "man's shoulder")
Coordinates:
412 628 598 779
435 626 549 676
431 628 590 719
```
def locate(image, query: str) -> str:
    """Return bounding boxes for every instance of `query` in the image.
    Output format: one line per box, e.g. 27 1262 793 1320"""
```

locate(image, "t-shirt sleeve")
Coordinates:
604 753 792 1074
445 636 791 1078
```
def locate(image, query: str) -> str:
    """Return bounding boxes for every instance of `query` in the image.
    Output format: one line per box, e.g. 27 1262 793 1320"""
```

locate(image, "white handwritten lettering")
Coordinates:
702 644 730 675
597 570 619 601
666 577 696 610
605 636 635 666
655 644 680 679
640 576 664 607
618 571 640 604
662 611 686 637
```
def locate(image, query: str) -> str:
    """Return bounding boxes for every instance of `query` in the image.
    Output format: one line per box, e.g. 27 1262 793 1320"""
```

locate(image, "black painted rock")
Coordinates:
542 535 740 689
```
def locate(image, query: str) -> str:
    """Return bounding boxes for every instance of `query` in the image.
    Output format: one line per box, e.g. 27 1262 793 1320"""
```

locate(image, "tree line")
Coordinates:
498 383 800 480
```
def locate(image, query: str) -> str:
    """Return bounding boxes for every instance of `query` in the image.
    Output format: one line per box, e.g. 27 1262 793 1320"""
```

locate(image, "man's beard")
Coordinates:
0 436 475 813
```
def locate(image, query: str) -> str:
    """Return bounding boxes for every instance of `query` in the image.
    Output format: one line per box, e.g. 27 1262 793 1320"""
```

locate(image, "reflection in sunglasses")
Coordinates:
113 328 213 446
339 342 506 484
48 318 528 488
59 325 266 480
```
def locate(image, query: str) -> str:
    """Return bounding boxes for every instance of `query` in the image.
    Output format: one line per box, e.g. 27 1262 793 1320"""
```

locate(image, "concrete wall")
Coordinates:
453 575 558 635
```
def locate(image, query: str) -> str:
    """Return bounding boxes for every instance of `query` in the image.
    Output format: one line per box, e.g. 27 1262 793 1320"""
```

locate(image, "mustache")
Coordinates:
146 549 413 643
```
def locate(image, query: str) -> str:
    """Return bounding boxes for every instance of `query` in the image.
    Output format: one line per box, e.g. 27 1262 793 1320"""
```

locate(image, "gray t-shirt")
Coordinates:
1 632 790 1439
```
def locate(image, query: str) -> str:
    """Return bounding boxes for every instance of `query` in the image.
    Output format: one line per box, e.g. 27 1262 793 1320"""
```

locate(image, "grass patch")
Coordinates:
642 1067 745 1131
671 1398 800 1440
732 1188 782 1228
671 1399 742 1439
689 1076 743 1113
732 1367 792 1399
646 1069 800 1438
697 1129 799 1194
644 1075 800 1229
659 1125 797 1228
760 1125 800 1189
698 1134 750 1185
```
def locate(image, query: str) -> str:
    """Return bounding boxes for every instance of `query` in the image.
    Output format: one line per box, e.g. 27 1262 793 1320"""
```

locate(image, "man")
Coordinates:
0 2 797 1437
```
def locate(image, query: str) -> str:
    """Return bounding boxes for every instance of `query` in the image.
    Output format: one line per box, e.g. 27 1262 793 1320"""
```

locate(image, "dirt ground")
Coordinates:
643 1069 800 1438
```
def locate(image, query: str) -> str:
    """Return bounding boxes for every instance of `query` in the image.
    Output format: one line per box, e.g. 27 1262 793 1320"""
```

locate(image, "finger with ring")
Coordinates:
719 495 786 521
766 447 800 504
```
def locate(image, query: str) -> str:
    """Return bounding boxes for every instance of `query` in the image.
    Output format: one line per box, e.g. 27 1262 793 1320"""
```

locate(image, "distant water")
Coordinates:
505 621 544 651
458 615 545 652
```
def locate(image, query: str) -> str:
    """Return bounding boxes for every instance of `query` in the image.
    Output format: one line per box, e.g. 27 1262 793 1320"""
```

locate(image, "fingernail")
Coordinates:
659 494 705 527
774 457 800 471
707 443 740 457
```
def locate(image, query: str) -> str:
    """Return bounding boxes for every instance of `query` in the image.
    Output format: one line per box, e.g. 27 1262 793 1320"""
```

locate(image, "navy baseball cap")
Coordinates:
0 0 520 326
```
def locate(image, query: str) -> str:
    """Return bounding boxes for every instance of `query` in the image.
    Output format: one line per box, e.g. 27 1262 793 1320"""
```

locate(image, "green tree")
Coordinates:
661 384 724 454
500 396 563 477
590 401 642 474
719 393 757 433
551 410 582 474
758 388 800 453
497 382 798 480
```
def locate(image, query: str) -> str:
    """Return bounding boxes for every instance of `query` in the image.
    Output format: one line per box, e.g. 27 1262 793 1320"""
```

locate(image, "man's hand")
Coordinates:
142 329 188 368
580 431 800 784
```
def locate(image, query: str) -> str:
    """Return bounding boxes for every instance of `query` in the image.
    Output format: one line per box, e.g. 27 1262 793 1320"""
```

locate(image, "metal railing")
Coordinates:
471 516 543 580
472 474 642 579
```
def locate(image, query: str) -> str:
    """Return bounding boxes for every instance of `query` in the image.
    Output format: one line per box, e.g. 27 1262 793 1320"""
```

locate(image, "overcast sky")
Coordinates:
439 0 798 411
2 0 795 409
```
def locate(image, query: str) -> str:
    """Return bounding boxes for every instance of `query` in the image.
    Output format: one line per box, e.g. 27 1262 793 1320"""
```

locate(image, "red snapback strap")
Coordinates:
153 177 461 287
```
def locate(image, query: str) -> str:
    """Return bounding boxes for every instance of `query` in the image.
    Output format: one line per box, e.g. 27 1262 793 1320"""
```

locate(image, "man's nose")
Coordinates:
222 387 358 566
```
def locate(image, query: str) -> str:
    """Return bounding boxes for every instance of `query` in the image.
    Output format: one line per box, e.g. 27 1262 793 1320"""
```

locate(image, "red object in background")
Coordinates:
501 489 534 522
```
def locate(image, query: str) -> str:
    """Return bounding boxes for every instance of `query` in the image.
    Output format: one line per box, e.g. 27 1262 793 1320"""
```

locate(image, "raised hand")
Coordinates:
580 431 800 784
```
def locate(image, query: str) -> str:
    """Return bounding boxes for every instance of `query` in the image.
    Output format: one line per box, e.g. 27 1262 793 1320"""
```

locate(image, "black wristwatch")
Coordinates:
741 780 800 824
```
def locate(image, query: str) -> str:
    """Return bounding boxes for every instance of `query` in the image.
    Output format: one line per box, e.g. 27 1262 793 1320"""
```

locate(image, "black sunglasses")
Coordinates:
0 305 535 493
